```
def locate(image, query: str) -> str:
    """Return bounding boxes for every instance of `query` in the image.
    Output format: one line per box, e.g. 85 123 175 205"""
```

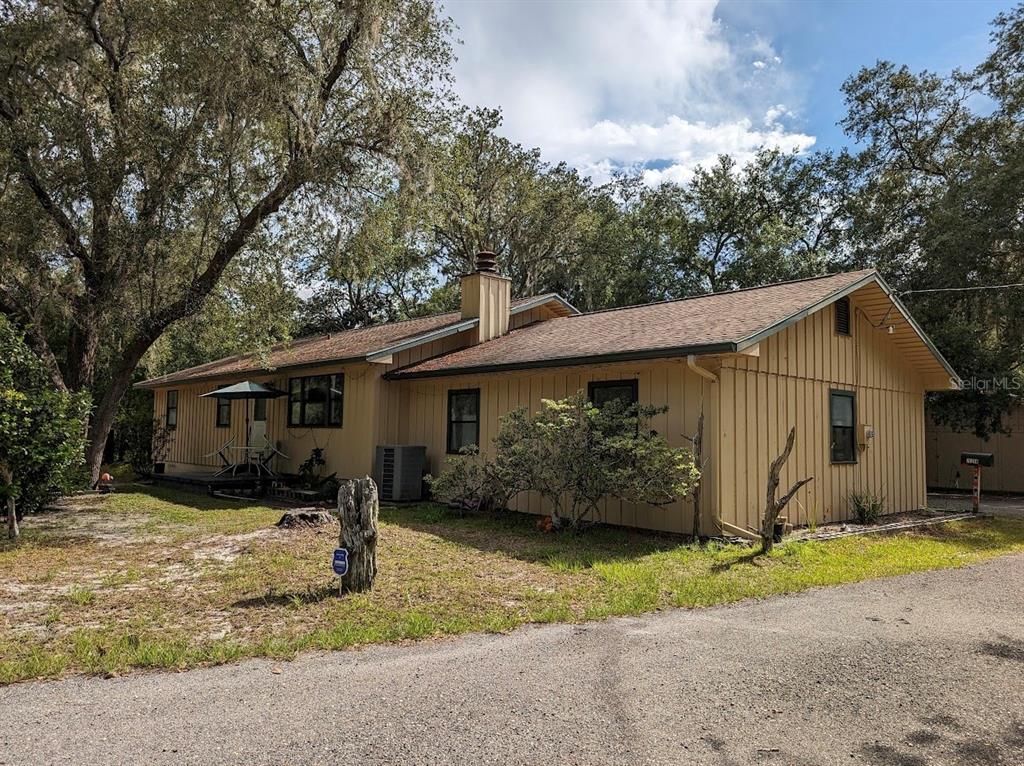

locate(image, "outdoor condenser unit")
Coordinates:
374 445 427 502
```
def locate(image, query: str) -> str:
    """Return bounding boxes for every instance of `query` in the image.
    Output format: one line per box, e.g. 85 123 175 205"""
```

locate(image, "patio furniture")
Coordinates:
245 436 289 477
204 437 237 476
199 381 287 477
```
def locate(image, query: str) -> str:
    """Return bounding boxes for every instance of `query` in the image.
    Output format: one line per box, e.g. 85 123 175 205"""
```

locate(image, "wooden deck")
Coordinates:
152 471 274 495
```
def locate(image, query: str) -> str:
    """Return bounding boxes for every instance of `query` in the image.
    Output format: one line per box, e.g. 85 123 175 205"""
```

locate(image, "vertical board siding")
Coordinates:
716 295 928 526
926 406 1024 493
387 359 715 535
153 362 384 479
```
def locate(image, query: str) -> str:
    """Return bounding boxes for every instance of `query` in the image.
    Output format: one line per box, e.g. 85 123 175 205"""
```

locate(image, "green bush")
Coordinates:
850 491 885 525
427 447 506 513
431 392 700 528
0 316 90 538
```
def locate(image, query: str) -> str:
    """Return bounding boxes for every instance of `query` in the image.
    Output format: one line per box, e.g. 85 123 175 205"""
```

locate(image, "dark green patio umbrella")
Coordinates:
200 381 286 451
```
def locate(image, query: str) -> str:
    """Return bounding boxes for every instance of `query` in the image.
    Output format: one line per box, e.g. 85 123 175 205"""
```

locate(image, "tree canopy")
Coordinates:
2 0 1022 497
0 0 455 478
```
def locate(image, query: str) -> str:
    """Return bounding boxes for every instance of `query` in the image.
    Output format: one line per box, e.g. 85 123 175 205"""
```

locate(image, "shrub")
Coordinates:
0 316 90 539
431 392 700 528
850 491 885 525
427 447 505 513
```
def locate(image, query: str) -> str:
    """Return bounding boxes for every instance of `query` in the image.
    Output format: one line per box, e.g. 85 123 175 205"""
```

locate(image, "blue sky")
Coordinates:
445 0 1009 183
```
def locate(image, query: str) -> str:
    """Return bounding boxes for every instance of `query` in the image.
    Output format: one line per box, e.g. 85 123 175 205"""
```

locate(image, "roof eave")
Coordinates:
733 270 960 383
384 342 738 380
734 271 879 352
509 293 580 317
134 354 368 389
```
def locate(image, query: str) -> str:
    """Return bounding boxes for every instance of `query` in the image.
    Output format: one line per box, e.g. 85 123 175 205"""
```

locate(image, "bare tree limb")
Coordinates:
760 426 813 553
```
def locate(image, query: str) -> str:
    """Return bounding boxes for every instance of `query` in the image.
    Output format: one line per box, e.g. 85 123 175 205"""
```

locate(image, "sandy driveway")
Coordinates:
1 553 1023 766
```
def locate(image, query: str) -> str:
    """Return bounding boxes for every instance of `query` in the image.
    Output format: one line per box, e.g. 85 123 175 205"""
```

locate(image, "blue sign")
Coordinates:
332 548 349 577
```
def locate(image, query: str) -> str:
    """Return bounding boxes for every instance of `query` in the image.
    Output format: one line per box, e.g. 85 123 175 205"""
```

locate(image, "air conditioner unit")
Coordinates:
374 445 427 502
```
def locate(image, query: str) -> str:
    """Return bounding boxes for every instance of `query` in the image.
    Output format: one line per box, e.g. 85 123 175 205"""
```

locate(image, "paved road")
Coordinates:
2 556 1023 766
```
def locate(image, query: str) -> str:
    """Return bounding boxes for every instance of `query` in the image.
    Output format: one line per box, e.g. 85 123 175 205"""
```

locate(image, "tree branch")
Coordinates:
0 285 68 390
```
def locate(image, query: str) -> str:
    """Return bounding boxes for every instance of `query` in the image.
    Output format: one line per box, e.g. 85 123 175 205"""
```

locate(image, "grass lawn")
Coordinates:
2 484 1024 685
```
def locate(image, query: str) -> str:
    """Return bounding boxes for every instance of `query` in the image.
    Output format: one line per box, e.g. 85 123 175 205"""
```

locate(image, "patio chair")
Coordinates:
251 435 288 477
204 436 237 476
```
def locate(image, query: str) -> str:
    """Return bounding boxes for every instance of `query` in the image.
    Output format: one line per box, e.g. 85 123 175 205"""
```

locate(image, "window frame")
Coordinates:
287 373 344 429
834 295 852 336
587 379 639 409
215 397 231 428
446 388 481 454
165 390 178 430
829 388 857 464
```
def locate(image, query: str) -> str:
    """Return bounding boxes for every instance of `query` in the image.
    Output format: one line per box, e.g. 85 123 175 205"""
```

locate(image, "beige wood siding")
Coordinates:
927 407 1024 492
509 304 559 330
717 293 928 528
151 362 384 478
382 359 717 534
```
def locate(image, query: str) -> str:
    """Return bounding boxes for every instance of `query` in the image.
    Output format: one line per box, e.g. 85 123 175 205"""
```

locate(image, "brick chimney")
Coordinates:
461 251 511 344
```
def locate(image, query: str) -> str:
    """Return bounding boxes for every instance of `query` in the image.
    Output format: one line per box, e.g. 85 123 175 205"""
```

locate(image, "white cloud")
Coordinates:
445 0 814 184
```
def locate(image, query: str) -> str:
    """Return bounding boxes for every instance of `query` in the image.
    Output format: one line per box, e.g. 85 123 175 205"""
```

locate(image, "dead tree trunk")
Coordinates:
760 426 813 554
337 476 379 593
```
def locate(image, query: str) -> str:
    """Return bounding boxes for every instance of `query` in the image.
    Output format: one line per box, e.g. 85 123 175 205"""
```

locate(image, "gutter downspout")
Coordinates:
687 355 718 382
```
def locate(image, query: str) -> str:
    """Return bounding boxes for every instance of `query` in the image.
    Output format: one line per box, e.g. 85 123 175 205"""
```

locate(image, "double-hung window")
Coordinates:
588 379 639 410
166 390 178 429
288 374 344 428
216 397 231 428
447 389 480 453
830 389 857 463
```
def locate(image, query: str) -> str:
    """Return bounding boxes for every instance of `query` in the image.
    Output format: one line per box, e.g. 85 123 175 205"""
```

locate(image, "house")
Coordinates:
137 254 958 535
927 407 1024 493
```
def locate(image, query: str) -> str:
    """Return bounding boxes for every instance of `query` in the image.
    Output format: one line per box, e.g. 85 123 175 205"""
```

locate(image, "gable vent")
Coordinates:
835 296 851 336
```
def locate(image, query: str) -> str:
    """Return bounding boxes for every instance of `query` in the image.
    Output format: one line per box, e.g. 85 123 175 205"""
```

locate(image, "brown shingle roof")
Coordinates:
137 313 465 388
137 295 571 388
388 270 878 379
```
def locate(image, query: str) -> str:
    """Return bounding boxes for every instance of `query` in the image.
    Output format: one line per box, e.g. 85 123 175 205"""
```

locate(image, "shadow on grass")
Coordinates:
381 503 688 569
231 584 337 609
709 549 764 573
124 483 288 512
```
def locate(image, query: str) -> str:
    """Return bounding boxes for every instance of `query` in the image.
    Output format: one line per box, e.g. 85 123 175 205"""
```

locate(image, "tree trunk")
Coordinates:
83 347 147 484
1 465 17 541
760 426 813 554
337 476 379 593
5 495 16 541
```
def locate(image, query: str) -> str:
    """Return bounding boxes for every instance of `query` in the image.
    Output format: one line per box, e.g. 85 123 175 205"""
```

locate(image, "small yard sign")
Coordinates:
332 548 349 577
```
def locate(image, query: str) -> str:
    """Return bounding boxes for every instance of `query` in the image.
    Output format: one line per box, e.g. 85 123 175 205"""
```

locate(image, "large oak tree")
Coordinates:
0 0 453 480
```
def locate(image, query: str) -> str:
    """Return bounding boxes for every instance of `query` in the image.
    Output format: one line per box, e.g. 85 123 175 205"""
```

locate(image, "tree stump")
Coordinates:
337 476 379 593
275 509 335 529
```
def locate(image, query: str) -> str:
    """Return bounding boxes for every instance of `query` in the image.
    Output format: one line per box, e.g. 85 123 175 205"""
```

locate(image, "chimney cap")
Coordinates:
475 251 498 273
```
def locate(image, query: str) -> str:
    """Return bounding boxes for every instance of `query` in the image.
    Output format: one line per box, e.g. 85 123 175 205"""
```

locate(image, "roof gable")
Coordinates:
387 270 958 389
